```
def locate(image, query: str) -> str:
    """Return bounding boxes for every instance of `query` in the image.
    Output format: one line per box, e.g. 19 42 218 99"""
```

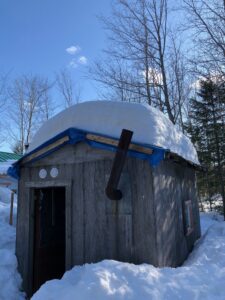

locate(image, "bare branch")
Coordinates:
56 69 81 108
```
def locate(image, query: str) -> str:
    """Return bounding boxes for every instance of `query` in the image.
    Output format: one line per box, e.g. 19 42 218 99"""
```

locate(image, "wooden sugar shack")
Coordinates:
9 101 201 297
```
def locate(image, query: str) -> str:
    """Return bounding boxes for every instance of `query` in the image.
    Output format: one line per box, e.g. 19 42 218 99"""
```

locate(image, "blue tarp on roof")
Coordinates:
8 128 167 179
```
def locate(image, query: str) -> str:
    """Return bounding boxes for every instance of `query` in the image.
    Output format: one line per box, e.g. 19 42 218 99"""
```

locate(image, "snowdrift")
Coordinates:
0 188 224 300
32 214 225 300
0 187 24 300
0 160 16 175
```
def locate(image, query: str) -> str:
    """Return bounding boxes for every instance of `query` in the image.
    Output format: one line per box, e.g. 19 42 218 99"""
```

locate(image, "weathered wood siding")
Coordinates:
16 143 158 294
16 142 201 295
152 160 201 267
16 167 32 294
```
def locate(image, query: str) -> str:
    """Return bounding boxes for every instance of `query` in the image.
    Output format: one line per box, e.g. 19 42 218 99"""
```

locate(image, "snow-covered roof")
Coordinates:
29 101 199 165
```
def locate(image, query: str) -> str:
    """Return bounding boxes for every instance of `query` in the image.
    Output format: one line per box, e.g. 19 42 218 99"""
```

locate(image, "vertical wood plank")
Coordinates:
9 191 14 225
105 159 133 262
117 214 132 261
93 160 107 260
16 167 31 294
83 161 96 262
130 158 157 265
72 162 84 265
65 181 73 270
105 160 118 259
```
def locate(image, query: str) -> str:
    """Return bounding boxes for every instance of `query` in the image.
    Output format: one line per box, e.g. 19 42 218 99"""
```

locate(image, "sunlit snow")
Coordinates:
28 101 199 165
32 213 225 300
0 188 224 300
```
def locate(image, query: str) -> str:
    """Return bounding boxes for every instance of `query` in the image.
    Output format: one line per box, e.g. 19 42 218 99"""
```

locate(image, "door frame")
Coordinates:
25 180 72 297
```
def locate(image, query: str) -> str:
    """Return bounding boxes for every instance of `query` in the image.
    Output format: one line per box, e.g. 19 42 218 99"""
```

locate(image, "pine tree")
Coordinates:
188 79 225 218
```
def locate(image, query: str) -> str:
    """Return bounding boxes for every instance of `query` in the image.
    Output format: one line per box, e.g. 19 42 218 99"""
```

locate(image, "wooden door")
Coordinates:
33 187 65 294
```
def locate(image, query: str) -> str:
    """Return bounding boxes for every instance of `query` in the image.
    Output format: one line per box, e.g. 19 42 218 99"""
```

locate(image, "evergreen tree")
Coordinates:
188 79 225 218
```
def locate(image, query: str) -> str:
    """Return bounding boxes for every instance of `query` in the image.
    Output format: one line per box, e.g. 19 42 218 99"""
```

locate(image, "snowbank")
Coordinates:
201 194 223 212
0 186 13 204
0 160 16 175
32 213 225 300
28 101 199 165
0 187 24 300
0 193 224 300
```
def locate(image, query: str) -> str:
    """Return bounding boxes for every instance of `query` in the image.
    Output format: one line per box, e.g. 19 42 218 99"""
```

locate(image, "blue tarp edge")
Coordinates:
7 128 168 179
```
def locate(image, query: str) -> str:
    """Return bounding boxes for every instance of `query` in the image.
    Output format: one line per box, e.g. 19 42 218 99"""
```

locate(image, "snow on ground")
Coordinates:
32 212 225 300
0 160 17 175
201 194 223 213
28 101 199 165
0 188 224 300
0 187 24 300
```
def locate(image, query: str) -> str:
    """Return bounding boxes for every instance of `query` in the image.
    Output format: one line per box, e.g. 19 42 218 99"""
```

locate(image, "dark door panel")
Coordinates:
33 187 65 294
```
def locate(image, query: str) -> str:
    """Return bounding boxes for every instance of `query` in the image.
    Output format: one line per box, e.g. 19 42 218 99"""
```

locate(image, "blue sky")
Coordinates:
0 0 186 152
0 0 111 100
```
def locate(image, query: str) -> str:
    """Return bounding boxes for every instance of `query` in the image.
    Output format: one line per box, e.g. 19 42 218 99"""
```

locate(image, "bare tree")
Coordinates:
56 69 81 108
91 59 145 102
183 0 225 78
168 36 193 131
8 74 53 153
91 0 189 125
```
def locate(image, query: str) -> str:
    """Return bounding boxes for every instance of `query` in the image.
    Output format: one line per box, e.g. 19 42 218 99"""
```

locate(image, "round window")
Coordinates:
39 169 47 179
50 167 59 178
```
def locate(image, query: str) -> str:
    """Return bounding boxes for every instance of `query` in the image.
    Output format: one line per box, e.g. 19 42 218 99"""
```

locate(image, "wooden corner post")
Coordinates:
9 191 14 225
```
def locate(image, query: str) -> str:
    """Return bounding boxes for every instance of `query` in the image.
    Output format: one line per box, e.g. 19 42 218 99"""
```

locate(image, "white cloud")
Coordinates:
67 54 88 68
68 58 78 68
142 68 163 85
78 56 88 65
66 45 81 55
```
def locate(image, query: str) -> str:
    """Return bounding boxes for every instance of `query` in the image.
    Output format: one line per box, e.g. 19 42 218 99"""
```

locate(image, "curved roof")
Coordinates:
28 100 199 165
